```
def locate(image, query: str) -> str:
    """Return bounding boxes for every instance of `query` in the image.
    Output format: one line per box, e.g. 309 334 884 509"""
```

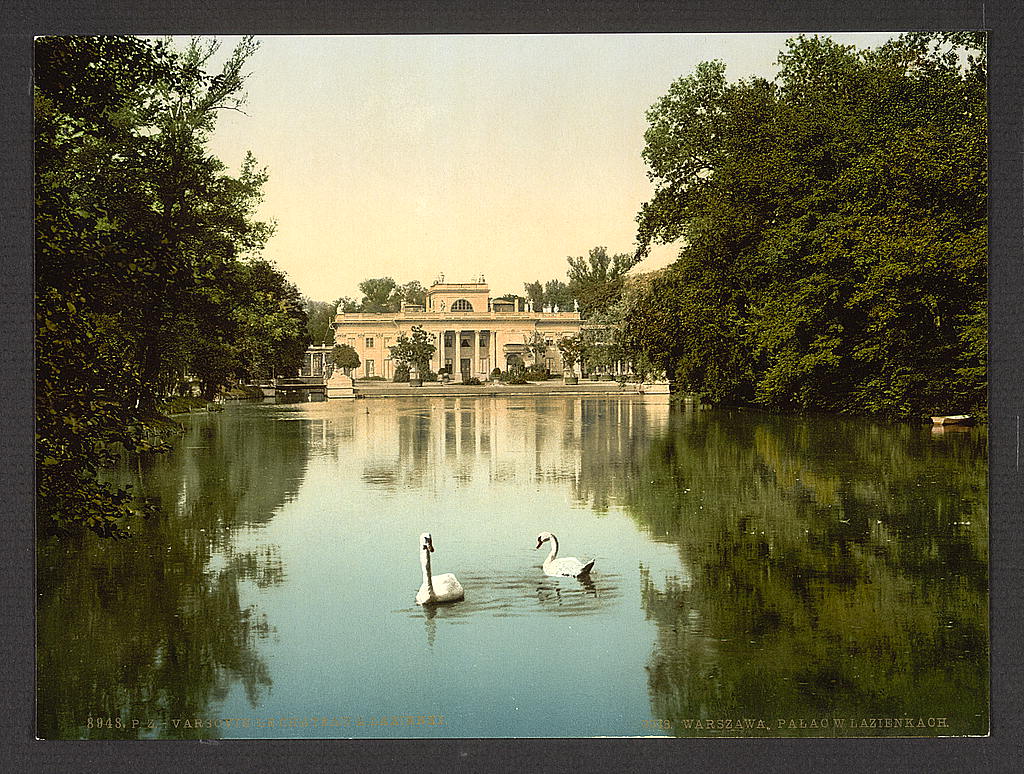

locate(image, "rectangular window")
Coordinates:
478 331 489 347
480 358 488 374
444 334 454 347
366 359 375 376
365 337 374 348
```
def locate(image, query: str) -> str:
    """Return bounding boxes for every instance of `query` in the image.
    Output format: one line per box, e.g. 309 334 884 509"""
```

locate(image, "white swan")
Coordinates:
535 531 595 578
415 532 465 605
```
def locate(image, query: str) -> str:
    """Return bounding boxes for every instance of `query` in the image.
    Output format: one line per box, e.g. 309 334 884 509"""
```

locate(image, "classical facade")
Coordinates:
331 277 583 380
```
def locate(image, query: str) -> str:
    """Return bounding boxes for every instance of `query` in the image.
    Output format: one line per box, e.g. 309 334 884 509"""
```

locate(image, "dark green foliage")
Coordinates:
557 334 585 372
35 36 307 536
394 281 427 309
628 34 987 418
544 279 574 311
523 366 550 381
526 332 548 365
523 279 573 311
335 296 360 313
388 325 436 373
393 363 410 382
524 280 545 311
231 259 308 383
489 367 502 379
305 298 337 345
522 277 576 315
331 343 361 371
334 278 427 313
567 246 641 318
357 277 397 313
500 365 529 384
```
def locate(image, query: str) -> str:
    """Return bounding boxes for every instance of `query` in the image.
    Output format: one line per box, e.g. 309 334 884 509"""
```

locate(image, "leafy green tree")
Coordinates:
389 325 436 373
115 37 272 410
557 334 585 374
232 259 308 381
305 298 337 345
357 277 398 313
544 279 574 311
35 36 177 537
191 341 240 401
580 308 628 377
629 33 986 417
622 271 753 400
335 296 359 313
393 281 427 309
524 279 575 312
331 343 361 373
337 280 426 314
524 281 545 311
35 36 293 536
567 246 641 318
526 332 548 365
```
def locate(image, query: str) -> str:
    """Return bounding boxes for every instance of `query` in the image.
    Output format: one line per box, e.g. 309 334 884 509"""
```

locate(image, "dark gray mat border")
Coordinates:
2 1 1020 772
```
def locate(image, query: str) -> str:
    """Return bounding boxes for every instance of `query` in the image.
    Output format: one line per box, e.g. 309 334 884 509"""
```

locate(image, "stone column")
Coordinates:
437 327 446 374
473 329 481 378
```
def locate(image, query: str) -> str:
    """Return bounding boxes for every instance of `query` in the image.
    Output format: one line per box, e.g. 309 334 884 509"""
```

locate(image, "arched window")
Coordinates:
450 299 473 312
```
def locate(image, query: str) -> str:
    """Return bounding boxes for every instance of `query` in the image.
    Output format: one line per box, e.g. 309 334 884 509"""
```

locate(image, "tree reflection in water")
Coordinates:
42 399 987 738
591 404 988 737
37 409 307 739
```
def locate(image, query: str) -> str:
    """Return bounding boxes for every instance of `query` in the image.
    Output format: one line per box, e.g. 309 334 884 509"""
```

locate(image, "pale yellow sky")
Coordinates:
198 33 898 301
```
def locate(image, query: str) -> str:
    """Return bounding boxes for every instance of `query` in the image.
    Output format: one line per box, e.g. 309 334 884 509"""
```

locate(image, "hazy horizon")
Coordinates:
194 33 899 303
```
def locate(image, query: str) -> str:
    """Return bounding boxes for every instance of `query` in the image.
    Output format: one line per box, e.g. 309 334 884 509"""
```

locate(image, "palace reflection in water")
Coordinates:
37 397 987 738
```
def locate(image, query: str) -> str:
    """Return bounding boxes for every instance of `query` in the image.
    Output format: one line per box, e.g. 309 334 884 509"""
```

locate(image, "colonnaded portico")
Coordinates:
330 277 583 380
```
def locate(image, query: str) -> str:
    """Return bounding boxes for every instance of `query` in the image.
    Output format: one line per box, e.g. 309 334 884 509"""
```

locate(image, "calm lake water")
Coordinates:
37 396 988 738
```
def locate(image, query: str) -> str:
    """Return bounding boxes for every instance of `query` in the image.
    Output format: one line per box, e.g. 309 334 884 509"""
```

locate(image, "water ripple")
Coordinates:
397 569 623 620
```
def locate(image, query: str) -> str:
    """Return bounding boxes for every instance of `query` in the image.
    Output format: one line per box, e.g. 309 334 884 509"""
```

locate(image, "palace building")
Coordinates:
330 276 583 380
